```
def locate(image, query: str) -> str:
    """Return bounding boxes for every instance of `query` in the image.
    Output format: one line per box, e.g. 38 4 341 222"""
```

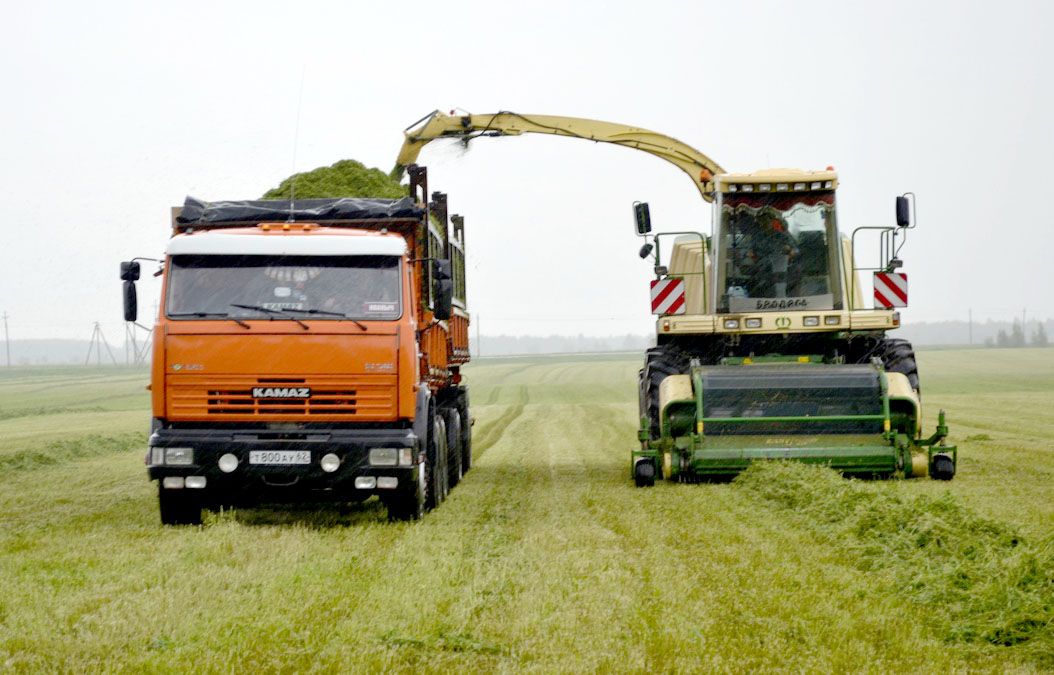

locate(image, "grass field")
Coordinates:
1 349 1052 673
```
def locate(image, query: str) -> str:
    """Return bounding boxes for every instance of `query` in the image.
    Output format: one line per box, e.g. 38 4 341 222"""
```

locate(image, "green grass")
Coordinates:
1 350 1052 672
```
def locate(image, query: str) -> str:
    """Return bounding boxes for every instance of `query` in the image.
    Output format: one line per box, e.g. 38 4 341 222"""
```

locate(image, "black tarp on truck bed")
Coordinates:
176 196 424 227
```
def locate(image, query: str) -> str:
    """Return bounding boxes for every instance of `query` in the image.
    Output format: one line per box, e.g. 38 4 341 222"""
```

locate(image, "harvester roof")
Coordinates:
715 168 839 193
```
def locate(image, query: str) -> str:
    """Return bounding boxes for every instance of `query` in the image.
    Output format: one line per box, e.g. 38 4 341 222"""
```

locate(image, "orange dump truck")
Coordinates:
120 165 470 524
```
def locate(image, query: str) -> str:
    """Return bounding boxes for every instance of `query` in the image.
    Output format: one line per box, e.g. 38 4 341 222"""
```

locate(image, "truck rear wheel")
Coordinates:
458 391 472 473
640 345 690 440
443 408 463 488
158 485 202 526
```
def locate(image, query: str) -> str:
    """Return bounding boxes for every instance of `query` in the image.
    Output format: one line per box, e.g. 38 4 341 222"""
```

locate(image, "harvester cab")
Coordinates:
393 110 956 486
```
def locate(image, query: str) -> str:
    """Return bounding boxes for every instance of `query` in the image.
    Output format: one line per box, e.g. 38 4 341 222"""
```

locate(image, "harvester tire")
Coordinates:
931 454 956 481
158 485 202 526
879 338 920 393
641 345 690 440
443 408 463 488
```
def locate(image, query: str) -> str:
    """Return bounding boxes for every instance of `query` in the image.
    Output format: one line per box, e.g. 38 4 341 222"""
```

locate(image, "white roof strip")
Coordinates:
166 232 408 257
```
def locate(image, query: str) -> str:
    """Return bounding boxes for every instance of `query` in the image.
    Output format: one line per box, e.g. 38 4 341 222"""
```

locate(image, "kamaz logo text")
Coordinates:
252 387 311 399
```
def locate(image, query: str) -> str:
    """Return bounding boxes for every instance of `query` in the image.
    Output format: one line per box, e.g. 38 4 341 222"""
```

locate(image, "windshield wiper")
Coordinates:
168 312 250 329
286 307 367 331
229 304 309 330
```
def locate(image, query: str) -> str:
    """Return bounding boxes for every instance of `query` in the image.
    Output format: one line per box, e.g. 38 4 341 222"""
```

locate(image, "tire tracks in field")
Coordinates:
472 385 529 462
0 433 146 477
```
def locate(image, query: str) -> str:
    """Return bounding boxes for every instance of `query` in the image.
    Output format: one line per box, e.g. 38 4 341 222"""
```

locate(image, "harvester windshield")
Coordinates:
166 255 402 320
715 191 843 313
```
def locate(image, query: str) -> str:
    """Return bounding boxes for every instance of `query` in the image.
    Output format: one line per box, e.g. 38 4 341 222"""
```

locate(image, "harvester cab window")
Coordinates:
166 255 402 320
715 192 842 313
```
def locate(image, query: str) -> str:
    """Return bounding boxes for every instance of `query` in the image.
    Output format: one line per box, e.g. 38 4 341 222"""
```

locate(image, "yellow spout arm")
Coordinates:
394 110 725 202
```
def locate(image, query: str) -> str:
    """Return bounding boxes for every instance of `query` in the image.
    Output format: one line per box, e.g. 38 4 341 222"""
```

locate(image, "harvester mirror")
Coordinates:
123 280 138 322
633 201 652 235
895 195 911 227
120 260 141 281
434 278 454 321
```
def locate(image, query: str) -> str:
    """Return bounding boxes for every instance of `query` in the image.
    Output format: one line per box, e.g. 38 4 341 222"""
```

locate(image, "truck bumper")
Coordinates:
147 426 421 507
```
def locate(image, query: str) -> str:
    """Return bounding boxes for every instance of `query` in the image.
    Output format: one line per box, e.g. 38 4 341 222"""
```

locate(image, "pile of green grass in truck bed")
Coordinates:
262 159 406 199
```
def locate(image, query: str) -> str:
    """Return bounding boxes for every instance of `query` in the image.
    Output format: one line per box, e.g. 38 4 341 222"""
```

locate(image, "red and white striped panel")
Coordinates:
873 272 908 308
651 278 686 315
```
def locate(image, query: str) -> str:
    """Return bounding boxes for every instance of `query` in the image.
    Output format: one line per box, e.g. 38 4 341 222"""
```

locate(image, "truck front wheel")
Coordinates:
386 462 426 521
158 484 202 526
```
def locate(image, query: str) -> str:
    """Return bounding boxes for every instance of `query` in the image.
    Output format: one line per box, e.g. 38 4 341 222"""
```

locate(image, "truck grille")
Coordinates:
168 375 397 421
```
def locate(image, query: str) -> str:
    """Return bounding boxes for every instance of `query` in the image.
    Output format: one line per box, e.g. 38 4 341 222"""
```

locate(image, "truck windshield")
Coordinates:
714 191 843 313
166 255 402 321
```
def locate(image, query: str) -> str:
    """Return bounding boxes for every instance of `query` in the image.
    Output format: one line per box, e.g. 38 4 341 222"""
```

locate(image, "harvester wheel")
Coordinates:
443 408 463 488
158 485 202 526
931 454 956 481
634 459 656 487
879 338 920 393
641 345 690 440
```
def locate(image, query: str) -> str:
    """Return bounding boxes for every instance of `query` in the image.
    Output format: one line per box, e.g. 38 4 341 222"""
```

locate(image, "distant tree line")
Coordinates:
987 319 1048 349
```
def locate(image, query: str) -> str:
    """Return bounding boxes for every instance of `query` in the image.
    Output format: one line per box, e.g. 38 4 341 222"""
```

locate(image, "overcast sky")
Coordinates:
2 0 1052 343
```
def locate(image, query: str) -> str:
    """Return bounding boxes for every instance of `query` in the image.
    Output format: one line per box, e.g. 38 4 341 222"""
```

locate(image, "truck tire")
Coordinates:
880 338 920 393
386 460 426 521
640 345 690 440
158 485 202 526
425 409 448 511
458 391 472 473
443 408 463 488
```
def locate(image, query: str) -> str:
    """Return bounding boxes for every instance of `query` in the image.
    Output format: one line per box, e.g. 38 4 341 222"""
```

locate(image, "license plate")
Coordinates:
249 450 311 465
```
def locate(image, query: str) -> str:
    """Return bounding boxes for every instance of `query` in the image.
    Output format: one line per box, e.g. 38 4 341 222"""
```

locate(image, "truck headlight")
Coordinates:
164 447 194 465
368 448 398 466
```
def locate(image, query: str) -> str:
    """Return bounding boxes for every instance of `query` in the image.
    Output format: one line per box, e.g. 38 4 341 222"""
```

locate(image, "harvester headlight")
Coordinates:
776 183 789 192
728 184 738 192
759 184 771 192
794 182 806 191
745 318 762 328
723 319 740 329
164 447 193 466
824 180 833 189
803 316 820 327
218 453 239 473
320 453 341 473
824 315 840 325
811 182 822 190
741 184 754 193
368 448 398 466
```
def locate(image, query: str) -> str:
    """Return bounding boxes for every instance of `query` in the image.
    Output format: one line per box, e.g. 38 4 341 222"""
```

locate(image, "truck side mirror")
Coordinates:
633 201 651 235
434 278 454 321
123 280 138 322
895 195 911 227
120 261 141 281
433 259 452 280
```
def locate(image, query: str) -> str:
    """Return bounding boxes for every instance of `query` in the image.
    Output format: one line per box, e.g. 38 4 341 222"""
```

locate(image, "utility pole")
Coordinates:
3 311 9 367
